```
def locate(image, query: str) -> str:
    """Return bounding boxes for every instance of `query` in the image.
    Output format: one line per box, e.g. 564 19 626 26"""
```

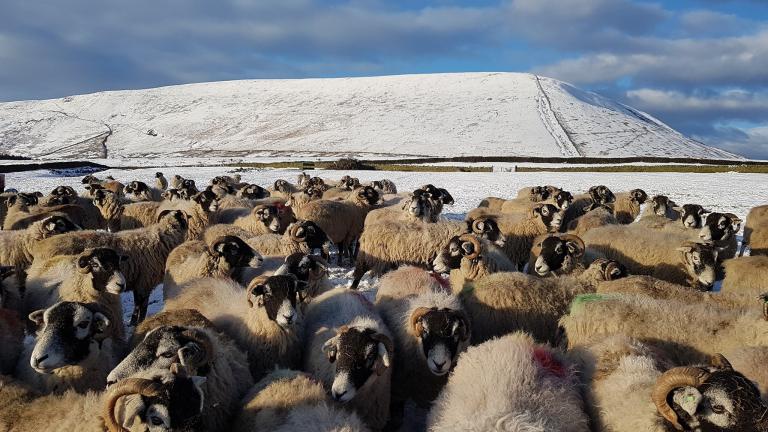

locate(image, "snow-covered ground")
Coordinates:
0 73 741 160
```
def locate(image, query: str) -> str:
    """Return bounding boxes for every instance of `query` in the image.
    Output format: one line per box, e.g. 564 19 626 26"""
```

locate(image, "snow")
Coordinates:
0 73 742 161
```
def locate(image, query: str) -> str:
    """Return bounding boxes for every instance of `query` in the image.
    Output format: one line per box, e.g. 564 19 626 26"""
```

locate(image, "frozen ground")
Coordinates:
0 73 741 160
9 166 766 431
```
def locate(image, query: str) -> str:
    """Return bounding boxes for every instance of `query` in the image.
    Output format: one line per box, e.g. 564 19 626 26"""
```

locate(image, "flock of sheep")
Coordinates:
0 170 766 431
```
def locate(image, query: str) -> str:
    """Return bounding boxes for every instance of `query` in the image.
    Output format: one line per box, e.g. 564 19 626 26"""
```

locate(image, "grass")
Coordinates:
227 161 492 172
516 164 768 173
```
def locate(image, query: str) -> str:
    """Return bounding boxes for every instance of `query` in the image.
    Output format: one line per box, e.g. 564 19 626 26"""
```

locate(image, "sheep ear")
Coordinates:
92 312 110 334
29 309 45 327
460 241 475 256
322 338 338 363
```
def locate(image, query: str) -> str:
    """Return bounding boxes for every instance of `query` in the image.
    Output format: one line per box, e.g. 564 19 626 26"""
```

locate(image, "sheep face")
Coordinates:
531 234 585 277
588 185 616 205
629 188 648 204
355 186 381 206
403 190 433 220
432 235 478 274
47 185 78 205
410 308 470 376
238 184 268 200
700 213 741 243
674 204 708 229
528 186 550 202
553 190 574 210
533 203 563 233
27 302 111 373
179 180 199 199
290 220 329 250
248 275 304 328
322 326 393 403
40 215 82 237
253 205 284 233
650 195 676 218
155 172 164 178
211 235 263 269
106 367 207 432
191 190 217 213
81 174 100 185
677 242 719 290
107 326 213 385
77 248 127 295
274 179 292 194
466 217 506 247
274 253 327 284
7 192 38 209
654 360 767 431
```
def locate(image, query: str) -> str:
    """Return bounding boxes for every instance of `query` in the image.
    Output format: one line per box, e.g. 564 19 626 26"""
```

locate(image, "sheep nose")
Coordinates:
282 314 294 324
32 354 49 368
106 379 117 386
433 360 446 370
332 390 347 401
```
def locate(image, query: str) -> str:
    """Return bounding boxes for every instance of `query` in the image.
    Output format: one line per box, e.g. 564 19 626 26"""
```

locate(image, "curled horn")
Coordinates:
409 307 433 337
603 260 626 281
471 218 487 234
103 378 164 432
179 329 214 370
652 367 711 431
724 213 742 225
559 234 585 257
288 223 306 242
458 234 481 261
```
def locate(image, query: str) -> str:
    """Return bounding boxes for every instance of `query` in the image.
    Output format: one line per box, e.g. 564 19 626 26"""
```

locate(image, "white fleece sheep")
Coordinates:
721 255 768 299
741 204 768 256
426 331 590 432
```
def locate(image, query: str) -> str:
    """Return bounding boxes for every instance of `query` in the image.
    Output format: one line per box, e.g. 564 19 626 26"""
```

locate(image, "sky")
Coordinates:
1 0 767 158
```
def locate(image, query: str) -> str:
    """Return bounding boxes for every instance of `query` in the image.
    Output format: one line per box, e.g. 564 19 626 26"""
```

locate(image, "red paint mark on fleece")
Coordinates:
533 348 567 378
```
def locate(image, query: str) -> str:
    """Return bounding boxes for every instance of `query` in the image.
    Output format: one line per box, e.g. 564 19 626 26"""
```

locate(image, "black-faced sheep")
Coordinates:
155 172 168 190
165 275 304 381
560 185 616 230
432 234 517 293
426 331 590 431
244 220 329 257
612 188 648 224
699 211 742 260
526 233 587 277
124 180 163 202
303 287 394 431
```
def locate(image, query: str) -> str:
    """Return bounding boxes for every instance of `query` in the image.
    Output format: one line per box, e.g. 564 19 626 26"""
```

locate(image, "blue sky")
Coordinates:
1 0 767 158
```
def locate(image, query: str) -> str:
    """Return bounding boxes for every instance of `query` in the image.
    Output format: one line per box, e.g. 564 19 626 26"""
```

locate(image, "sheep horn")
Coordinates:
102 378 164 432
179 329 214 371
409 307 433 337
288 223 306 242
652 366 710 431
458 234 482 261
559 234 585 257
471 218 487 234
603 260 625 281
724 213 742 225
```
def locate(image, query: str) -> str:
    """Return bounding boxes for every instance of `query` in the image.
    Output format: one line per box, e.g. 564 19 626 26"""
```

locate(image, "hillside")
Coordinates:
0 73 742 160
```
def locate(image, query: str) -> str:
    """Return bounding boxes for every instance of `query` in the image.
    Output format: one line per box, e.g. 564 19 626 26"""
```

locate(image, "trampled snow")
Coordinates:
0 73 742 161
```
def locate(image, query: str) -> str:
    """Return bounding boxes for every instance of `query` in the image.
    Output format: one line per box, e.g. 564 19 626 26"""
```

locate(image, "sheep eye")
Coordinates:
711 404 726 415
160 352 174 359
77 321 90 329
150 416 164 426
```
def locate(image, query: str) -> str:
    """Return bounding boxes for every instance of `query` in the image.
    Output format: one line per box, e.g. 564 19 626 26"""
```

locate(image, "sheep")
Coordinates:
24 247 127 340
699 211 742 259
581 223 721 289
0 215 80 286
125 181 163 201
170 174 185 189
514 185 561 201
0 267 23 375
477 196 507 211
232 369 371 432
419 184 453 220
560 292 768 366
570 335 768 432
229 203 295 235
431 234 517 293
33 209 189 324
722 346 768 400
499 189 574 214
566 205 617 236
469 203 564 269
303 287 394 431
15 301 122 394
155 189 217 241
107 325 253 431
273 252 332 300
426 331 590 432
741 204 768 256
236 183 270 200
612 188 648 224
2 191 41 229
352 217 508 289
0 364 209 432
364 189 435 225
721 255 768 299
165 275 305 381
129 308 214 348
640 194 680 220
244 219 329 257
291 185 381 264
284 187 323 211
374 266 471 424
526 233 588 277
92 189 162 231
154 171 168 190
437 235 623 344
269 179 300 198
163 234 264 300
373 179 397 194
561 185 616 230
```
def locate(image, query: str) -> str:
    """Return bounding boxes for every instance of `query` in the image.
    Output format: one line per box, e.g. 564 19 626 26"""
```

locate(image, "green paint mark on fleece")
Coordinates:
569 293 610 314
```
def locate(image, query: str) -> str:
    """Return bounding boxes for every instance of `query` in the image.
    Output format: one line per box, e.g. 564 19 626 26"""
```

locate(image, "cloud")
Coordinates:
693 125 768 160
626 88 768 120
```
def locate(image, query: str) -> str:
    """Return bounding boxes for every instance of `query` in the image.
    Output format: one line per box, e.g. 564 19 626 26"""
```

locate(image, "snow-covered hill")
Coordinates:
0 73 742 160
